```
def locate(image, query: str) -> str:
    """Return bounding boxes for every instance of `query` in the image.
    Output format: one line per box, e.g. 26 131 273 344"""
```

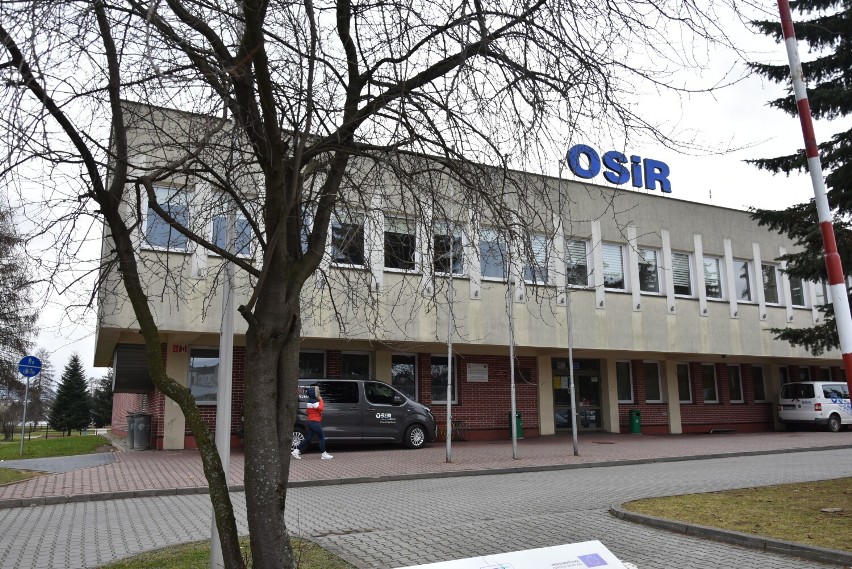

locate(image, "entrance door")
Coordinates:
553 359 602 431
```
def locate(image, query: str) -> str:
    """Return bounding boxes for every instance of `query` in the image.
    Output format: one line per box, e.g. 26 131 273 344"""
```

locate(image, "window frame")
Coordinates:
788 275 807 307
677 362 692 403
616 360 633 403
734 259 754 302
433 222 465 276
188 347 220 405
761 263 781 305
565 238 589 287
384 216 418 272
144 186 190 252
671 252 693 297
298 351 326 379
331 213 366 267
341 352 371 380
752 365 768 402
728 364 744 403
211 214 252 258
701 363 719 403
643 361 664 403
703 256 724 300
638 248 661 294
391 353 418 401
602 242 626 291
523 232 550 285
430 354 459 404
479 227 509 281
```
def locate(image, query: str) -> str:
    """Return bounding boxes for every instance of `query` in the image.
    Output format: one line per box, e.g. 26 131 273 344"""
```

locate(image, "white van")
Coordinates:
778 381 852 432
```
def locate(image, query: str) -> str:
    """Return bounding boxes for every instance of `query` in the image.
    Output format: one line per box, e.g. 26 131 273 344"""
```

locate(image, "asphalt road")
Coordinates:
1 448 850 568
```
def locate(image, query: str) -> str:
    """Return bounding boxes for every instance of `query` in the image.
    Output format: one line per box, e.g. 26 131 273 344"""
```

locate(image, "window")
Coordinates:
638 249 660 293
212 215 252 256
616 361 633 403
672 253 692 296
523 233 549 284
817 367 832 381
779 366 790 384
677 363 692 403
752 366 767 402
365 381 405 406
701 363 718 403
384 217 416 271
728 365 743 403
823 383 849 399
703 257 723 299
331 215 365 266
789 276 806 307
735 260 753 301
189 348 219 404
431 355 458 403
798 367 811 381
391 354 417 400
341 353 370 379
146 186 189 250
566 239 589 286
762 264 779 304
814 280 829 306
434 222 464 275
602 243 625 290
479 228 508 279
299 352 325 378
643 361 663 402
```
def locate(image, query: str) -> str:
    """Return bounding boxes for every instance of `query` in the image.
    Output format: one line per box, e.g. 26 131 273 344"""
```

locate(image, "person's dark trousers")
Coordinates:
298 420 326 453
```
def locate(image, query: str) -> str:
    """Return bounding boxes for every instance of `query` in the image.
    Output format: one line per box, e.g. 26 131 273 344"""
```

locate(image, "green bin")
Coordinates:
510 412 523 439
629 409 641 434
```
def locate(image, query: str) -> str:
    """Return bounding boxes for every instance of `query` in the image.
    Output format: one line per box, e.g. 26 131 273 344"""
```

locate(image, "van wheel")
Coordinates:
292 427 306 449
404 424 427 449
828 414 842 433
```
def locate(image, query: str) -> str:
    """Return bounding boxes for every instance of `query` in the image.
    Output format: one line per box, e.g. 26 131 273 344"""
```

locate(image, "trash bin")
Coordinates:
629 409 641 434
510 412 523 439
133 413 152 450
126 413 138 448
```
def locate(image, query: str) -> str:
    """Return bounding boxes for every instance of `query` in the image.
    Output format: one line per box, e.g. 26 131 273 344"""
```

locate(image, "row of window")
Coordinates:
144 188 821 308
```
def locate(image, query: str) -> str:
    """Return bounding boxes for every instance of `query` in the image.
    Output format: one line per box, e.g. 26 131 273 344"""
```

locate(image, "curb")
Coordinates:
1 443 850 510
609 504 852 567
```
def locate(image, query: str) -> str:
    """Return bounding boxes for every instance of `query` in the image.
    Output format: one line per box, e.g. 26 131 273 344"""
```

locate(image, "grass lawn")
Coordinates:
0 435 110 460
623 477 852 552
99 537 355 569
0 467 41 485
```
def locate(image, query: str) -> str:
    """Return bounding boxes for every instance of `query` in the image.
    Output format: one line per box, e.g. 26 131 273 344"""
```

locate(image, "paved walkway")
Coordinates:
1 430 850 508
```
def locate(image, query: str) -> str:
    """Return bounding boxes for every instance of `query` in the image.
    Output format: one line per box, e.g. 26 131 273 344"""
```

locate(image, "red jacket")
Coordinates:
306 398 324 422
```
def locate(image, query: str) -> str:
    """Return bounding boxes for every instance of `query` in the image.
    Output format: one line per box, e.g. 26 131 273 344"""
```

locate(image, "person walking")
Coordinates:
291 386 333 460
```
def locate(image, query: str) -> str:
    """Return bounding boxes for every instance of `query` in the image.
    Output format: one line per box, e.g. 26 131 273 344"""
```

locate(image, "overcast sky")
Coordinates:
30 5 837 379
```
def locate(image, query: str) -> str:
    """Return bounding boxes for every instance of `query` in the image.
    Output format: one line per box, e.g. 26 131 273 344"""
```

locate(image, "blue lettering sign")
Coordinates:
566 144 672 193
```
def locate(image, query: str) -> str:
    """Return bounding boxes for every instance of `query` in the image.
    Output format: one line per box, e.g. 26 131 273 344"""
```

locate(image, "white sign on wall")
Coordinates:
466 363 489 382
394 540 628 569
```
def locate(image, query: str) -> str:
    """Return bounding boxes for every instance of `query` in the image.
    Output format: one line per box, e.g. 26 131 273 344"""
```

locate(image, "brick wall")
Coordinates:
417 352 539 440
111 393 147 434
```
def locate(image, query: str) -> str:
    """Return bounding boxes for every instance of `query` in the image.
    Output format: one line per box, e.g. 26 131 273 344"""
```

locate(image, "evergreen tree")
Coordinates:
748 0 852 355
28 348 56 427
90 370 113 428
49 354 91 435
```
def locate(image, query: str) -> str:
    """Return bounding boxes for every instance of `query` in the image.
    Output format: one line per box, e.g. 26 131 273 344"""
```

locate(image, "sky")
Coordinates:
29 4 838 380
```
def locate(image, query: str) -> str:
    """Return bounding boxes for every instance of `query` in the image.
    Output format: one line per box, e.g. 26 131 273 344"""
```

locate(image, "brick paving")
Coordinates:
1 430 850 506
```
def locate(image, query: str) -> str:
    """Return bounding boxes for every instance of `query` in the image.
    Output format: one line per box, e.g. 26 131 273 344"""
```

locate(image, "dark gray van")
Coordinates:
293 379 437 449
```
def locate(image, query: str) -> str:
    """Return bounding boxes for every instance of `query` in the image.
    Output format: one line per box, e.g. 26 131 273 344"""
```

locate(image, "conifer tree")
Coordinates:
90 370 113 428
748 0 852 355
49 354 91 435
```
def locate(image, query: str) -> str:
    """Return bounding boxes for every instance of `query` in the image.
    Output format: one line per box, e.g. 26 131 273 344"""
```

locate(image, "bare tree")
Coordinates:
0 1 754 566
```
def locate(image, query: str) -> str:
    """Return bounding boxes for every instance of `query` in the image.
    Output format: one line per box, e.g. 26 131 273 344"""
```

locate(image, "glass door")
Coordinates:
552 359 602 431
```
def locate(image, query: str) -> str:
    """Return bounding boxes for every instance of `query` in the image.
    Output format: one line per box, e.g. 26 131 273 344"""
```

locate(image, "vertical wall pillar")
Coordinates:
537 355 555 436
600 358 620 433
163 340 189 450
664 361 682 434
375 351 392 384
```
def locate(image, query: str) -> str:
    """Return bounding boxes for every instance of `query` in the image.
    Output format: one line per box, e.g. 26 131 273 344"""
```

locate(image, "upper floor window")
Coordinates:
734 259 753 302
479 227 508 280
331 214 365 266
762 264 780 304
212 215 252 257
638 248 661 293
146 186 189 251
565 239 589 287
703 257 723 299
672 252 692 296
384 217 417 271
789 275 807 307
602 243 625 290
434 222 464 275
523 233 550 285
814 279 829 306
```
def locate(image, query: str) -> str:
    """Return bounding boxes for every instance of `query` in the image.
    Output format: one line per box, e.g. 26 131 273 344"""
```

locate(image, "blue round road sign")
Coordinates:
18 356 42 377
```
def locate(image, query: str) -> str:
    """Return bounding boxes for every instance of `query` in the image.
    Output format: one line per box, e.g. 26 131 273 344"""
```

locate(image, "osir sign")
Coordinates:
566 144 671 193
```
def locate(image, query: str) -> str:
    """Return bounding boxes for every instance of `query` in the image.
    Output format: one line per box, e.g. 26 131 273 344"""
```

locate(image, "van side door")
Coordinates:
363 381 408 441
316 380 362 441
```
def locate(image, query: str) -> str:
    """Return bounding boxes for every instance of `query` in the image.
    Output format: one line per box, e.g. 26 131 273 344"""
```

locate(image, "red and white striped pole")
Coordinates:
777 0 852 393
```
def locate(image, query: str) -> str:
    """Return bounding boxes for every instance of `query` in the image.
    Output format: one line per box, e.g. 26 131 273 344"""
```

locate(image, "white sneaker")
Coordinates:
291 449 301 460
321 452 333 460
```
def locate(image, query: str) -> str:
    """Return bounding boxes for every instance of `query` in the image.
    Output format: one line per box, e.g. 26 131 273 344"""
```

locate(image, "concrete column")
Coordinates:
163 341 189 450
537 355 555 435
375 351 392 384
664 360 682 434
600 358 620 433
